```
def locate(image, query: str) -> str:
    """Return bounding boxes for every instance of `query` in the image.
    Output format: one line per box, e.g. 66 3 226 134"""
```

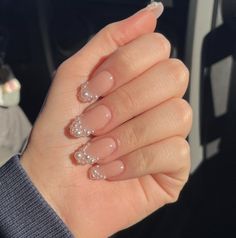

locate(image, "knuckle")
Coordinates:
161 138 191 204
154 33 171 56
173 137 191 169
182 169 191 184
172 98 189 118
57 59 70 73
181 168 191 185
55 59 75 79
169 191 181 203
171 98 193 133
166 137 191 183
102 24 113 40
141 32 171 57
123 123 142 149
104 22 114 32
104 23 117 38
177 171 190 189
136 149 148 174
169 58 189 86
180 139 191 163
116 33 171 70
116 47 137 72
165 176 187 203
102 23 125 47
115 87 139 114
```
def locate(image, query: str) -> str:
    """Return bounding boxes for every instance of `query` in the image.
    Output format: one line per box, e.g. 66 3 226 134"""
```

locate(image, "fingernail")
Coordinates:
79 71 114 103
89 160 125 180
74 138 117 165
70 105 112 138
141 1 164 19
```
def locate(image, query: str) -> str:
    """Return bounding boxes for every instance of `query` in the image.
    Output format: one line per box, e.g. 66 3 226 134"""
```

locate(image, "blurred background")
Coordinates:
0 0 236 237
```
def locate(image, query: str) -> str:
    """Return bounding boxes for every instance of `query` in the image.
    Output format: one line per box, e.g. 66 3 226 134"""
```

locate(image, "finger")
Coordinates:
78 32 170 103
88 136 190 183
54 2 163 91
64 2 163 76
69 59 189 138
73 98 192 165
38 3 163 140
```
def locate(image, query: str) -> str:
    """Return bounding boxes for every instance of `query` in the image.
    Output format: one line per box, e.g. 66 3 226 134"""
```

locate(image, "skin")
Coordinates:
21 9 192 238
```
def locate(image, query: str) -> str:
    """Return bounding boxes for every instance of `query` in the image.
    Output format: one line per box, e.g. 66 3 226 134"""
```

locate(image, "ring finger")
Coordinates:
69 59 189 138
88 136 190 182
72 98 192 166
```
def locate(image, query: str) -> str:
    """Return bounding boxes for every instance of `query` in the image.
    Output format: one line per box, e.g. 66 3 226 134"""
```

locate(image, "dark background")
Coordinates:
0 0 188 123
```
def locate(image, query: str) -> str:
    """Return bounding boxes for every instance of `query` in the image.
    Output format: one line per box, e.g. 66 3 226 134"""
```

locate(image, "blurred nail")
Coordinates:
79 71 114 103
141 1 164 19
74 138 117 165
69 105 112 138
89 160 125 180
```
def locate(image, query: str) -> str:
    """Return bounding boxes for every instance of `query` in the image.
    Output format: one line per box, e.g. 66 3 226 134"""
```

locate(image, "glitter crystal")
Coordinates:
69 116 94 138
90 165 106 180
74 143 99 165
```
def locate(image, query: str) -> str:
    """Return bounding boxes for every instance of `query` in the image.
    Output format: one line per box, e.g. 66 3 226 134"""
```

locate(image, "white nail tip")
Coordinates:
74 144 99 165
89 165 106 180
69 116 94 138
79 81 98 103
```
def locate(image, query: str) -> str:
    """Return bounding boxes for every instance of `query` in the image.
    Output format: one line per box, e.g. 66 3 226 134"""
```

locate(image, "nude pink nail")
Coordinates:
69 105 112 138
88 160 125 180
79 71 114 103
74 138 117 165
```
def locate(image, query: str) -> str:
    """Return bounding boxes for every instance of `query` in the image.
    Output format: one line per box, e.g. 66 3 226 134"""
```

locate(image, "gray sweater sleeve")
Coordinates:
0 155 73 238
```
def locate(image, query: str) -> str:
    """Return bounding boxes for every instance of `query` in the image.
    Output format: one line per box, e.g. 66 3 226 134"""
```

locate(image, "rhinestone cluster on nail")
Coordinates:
90 165 106 180
79 81 99 103
74 143 99 165
69 116 94 138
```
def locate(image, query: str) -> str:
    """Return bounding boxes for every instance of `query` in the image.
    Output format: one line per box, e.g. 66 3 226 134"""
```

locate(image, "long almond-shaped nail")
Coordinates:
70 105 111 138
89 160 125 180
140 1 164 19
74 138 117 165
79 71 114 103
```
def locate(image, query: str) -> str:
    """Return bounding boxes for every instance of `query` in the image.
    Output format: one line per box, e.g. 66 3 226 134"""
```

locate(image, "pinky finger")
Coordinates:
88 136 190 181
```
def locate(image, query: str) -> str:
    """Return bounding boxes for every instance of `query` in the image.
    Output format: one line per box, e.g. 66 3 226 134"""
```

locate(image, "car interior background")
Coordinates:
0 0 235 237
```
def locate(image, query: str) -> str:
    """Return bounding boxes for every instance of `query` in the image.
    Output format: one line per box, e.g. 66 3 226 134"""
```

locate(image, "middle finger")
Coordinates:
70 59 189 138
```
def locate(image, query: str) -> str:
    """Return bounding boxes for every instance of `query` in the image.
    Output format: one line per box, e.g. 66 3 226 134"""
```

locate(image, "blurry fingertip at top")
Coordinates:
145 1 164 19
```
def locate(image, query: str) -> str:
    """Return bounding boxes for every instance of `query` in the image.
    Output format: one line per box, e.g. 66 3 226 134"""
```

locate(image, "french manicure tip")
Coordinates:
89 165 106 180
79 81 98 103
69 116 94 138
74 145 99 165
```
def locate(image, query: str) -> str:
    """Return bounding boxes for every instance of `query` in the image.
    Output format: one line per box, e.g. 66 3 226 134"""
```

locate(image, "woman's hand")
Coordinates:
21 3 192 238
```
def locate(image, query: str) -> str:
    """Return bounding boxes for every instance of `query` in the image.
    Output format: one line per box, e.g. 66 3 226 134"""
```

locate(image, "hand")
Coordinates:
21 3 192 238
